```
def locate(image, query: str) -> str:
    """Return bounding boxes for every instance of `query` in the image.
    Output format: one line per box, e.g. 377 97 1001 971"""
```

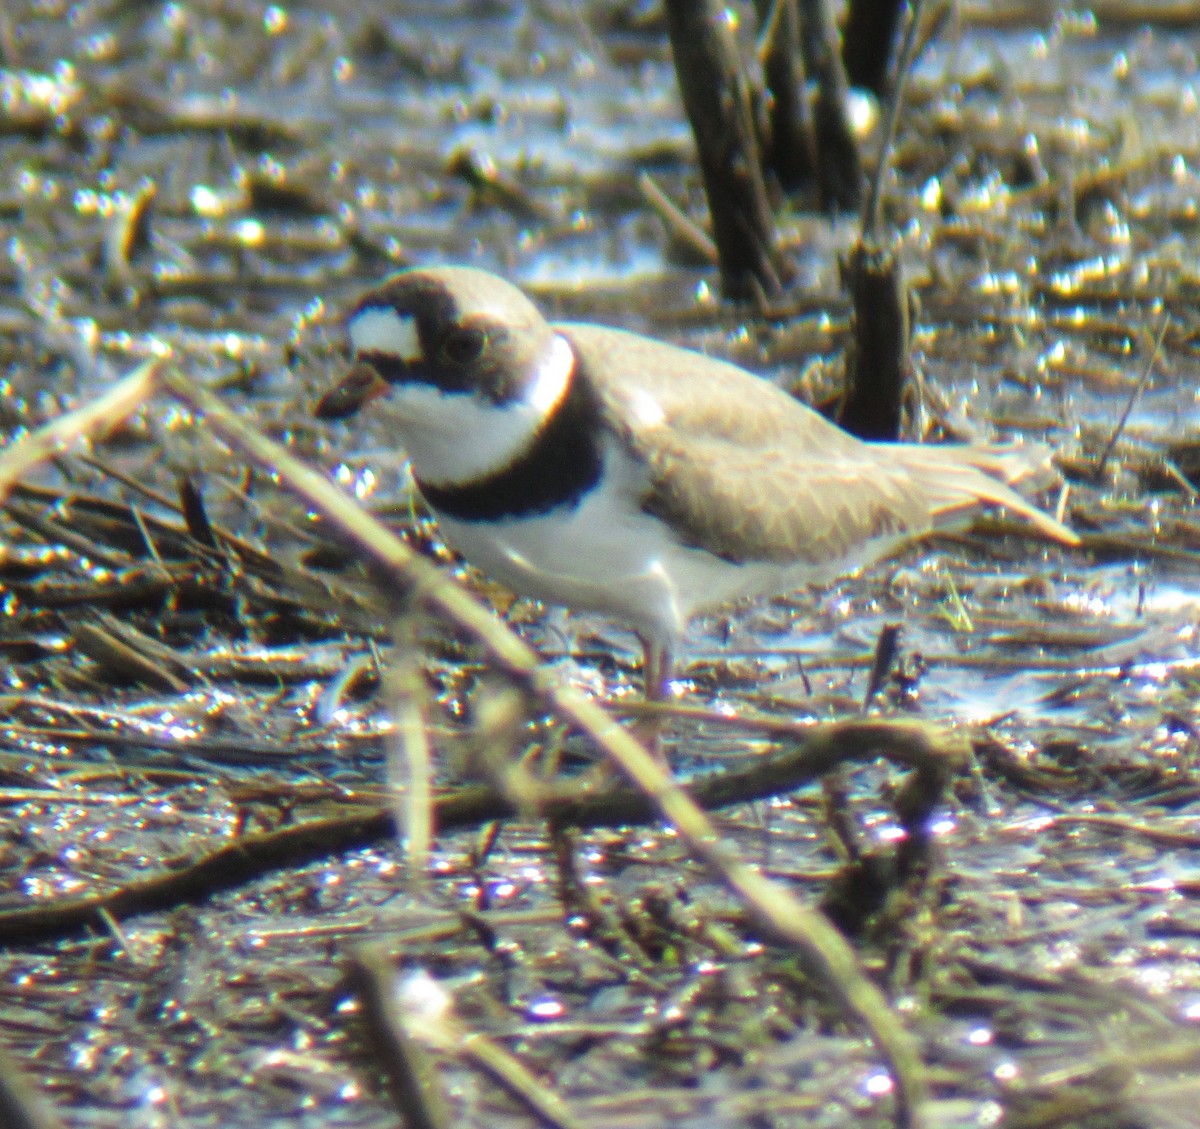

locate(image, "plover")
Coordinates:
316 265 1077 700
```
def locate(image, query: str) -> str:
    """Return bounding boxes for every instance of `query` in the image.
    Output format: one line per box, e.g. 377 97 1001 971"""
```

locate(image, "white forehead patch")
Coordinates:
349 307 421 361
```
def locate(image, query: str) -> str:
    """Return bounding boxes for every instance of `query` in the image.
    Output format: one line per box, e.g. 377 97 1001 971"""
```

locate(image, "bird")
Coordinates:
315 264 1078 704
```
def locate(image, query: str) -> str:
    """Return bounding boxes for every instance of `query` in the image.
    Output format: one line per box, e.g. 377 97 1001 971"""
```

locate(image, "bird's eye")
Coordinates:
441 326 487 365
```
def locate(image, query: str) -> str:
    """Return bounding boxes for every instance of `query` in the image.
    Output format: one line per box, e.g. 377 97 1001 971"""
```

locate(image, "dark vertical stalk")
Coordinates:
842 0 906 95
839 0 924 441
756 0 815 194
664 0 788 301
797 0 863 210
838 243 908 440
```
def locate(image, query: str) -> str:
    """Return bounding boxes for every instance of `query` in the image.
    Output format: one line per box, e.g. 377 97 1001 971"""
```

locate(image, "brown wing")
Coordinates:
558 323 936 565
641 434 936 564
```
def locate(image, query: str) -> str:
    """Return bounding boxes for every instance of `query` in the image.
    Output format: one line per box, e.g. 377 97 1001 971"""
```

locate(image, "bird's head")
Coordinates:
315 266 574 486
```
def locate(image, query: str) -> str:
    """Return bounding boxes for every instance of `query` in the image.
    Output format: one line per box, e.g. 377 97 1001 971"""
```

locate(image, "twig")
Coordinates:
863 623 902 710
0 358 161 504
0 357 932 1127
0 718 964 936
1094 313 1170 481
387 618 435 886
347 947 455 1129
637 172 718 264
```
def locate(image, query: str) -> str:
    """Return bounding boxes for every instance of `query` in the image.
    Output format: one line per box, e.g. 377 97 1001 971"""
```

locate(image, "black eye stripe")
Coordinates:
357 348 481 396
358 351 411 384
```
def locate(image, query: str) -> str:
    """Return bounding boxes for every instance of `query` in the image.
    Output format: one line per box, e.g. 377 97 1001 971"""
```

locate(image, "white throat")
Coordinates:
386 332 575 488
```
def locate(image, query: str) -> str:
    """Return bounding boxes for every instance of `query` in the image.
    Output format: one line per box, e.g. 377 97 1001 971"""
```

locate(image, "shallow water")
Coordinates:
5 3 1200 1128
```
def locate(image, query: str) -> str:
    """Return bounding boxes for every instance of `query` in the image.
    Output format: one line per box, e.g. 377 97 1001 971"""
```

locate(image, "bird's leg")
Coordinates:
636 636 673 763
642 637 672 702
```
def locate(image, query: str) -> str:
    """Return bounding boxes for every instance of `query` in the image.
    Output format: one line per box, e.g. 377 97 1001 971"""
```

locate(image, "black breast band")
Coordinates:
416 369 604 522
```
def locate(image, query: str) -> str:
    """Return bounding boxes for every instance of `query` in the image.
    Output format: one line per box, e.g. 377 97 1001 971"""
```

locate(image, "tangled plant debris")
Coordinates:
4 3 1200 1129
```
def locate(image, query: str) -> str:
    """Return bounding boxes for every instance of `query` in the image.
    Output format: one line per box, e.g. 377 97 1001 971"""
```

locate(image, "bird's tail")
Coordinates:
889 442 1079 545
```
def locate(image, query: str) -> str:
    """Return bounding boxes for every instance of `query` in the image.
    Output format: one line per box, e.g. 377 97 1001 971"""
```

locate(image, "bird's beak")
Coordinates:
314 362 389 420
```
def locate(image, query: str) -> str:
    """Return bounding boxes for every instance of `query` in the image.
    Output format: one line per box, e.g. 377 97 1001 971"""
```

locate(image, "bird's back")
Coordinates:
558 322 1076 575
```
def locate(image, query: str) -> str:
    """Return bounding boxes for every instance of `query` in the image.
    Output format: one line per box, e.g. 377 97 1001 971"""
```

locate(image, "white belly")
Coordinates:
431 443 906 647
435 446 779 646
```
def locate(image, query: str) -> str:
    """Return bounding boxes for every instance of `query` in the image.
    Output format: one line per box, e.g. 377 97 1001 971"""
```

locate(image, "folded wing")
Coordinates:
561 323 1076 570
